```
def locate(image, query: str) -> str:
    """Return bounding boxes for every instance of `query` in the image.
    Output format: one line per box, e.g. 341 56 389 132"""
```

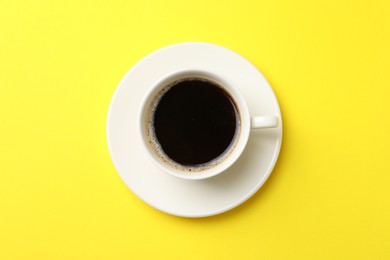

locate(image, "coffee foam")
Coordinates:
144 77 241 173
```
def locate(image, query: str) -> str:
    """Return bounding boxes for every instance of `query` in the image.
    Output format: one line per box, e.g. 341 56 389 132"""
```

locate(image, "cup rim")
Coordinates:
138 68 251 180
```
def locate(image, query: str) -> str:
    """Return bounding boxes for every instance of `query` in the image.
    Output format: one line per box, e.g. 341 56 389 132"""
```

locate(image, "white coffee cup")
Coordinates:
138 69 279 180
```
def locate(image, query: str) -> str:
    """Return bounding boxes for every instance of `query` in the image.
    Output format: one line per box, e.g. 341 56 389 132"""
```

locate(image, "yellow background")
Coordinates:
1 0 389 259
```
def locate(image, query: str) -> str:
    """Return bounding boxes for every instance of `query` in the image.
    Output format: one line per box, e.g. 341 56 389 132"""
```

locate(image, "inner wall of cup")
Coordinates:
143 75 242 173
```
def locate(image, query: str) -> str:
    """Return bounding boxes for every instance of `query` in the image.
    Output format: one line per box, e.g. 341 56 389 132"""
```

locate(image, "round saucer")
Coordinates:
107 42 282 217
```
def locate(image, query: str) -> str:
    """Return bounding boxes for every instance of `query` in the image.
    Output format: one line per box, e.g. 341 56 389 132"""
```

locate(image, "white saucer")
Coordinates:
107 42 282 218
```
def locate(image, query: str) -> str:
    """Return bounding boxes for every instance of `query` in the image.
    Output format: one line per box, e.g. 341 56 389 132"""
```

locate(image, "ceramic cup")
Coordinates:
138 69 279 180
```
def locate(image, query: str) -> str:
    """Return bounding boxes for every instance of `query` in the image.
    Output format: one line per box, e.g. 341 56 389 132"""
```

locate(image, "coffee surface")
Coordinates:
153 79 238 166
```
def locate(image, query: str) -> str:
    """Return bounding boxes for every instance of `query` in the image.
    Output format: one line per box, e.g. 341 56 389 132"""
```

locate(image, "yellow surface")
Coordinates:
1 0 389 259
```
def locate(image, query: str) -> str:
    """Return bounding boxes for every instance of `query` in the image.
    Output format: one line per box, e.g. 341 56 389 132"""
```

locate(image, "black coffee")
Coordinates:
152 78 239 166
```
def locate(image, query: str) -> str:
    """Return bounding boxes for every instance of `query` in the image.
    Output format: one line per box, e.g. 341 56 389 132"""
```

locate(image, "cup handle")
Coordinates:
251 116 279 129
